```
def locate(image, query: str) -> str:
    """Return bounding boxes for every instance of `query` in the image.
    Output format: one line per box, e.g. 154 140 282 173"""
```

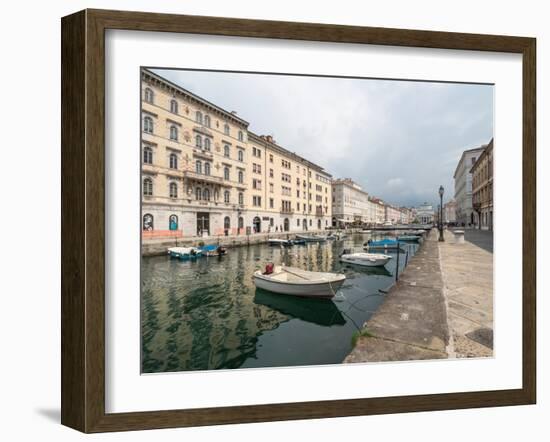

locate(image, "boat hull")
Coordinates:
340 254 391 267
167 247 202 259
295 234 327 242
268 239 293 247
253 276 345 298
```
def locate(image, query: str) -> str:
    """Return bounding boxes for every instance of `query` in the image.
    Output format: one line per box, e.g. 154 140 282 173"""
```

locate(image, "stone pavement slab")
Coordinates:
439 230 494 357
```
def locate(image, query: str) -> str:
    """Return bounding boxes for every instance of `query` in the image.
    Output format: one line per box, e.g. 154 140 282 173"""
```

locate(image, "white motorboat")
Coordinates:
167 246 202 259
340 252 392 267
253 265 346 298
268 238 293 247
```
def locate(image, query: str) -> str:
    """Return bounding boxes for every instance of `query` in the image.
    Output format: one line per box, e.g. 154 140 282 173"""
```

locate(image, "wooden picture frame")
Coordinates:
61 8 536 433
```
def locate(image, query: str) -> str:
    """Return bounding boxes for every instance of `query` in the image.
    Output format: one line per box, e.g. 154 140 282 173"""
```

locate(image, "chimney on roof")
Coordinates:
230 110 237 115
266 135 273 143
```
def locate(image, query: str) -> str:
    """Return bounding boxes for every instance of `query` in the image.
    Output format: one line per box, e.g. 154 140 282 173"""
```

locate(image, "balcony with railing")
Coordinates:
280 207 294 214
184 170 223 185
192 148 214 160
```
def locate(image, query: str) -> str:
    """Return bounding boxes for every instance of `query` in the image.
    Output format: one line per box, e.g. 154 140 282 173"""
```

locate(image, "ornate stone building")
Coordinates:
471 138 493 230
331 179 372 227
140 69 332 238
453 145 486 226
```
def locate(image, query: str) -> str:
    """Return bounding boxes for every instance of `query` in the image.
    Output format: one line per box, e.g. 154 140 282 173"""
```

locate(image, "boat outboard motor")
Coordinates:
218 246 227 255
341 248 352 257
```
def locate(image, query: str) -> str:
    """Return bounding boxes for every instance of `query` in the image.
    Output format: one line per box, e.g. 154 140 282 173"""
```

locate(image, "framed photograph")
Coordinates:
61 9 536 433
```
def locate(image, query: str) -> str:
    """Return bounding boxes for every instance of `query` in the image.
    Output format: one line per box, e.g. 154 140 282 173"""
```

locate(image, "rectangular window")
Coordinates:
269 198 274 209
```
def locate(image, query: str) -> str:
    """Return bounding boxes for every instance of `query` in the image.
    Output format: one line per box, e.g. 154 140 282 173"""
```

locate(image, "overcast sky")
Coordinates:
152 68 493 208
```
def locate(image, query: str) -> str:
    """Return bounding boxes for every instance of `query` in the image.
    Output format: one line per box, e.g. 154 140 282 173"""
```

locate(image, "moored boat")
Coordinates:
253 264 346 298
291 238 306 245
295 234 327 242
167 246 203 260
198 244 227 256
268 238 293 247
340 251 392 267
363 238 403 251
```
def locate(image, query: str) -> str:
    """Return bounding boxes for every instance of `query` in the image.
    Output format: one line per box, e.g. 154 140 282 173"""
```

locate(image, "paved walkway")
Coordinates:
344 230 449 362
344 228 494 363
439 229 493 357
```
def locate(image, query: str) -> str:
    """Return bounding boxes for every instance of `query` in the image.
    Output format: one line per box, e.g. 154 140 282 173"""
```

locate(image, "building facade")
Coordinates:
471 138 493 230
384 205 402 224
368 197 386 225
331 179 372 227
247 133 333 233
443 199 457 224
141 69 332 238
416 203 435 224
453 145 486 226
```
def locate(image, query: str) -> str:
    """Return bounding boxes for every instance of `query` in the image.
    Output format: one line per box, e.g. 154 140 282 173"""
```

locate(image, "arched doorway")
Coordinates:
143 213 154 231
238 216 244 234
317 219 321 230
253 216 261 233
169 214 178 231
283 218 289 232
224 216 231 236
303 218 307 231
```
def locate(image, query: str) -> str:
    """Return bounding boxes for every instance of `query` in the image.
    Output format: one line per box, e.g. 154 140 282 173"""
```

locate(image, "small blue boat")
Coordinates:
364 238 403 250
167 247 203 260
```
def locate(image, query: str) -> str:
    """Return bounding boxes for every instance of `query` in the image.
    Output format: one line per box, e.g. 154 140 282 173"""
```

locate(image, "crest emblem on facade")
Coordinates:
215 143 221 152
184 130 191 142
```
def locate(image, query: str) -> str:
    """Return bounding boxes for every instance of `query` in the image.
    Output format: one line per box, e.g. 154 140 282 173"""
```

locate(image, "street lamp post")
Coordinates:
438 185 445 242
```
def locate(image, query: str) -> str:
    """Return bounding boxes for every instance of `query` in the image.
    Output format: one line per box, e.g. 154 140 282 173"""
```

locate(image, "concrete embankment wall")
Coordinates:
344 230 450 363
142 230 329 257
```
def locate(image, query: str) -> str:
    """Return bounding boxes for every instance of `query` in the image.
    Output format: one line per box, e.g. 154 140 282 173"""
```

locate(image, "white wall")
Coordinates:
1 0 547 441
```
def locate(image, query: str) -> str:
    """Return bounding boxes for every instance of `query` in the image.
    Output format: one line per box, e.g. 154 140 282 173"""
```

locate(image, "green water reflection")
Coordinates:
141 234 418 373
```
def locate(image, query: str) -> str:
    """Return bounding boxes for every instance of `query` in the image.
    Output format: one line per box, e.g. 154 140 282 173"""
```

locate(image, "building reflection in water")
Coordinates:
141 235 417 373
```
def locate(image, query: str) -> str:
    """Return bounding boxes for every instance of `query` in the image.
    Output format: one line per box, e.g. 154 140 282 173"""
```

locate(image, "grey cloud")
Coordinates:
153 69 493 208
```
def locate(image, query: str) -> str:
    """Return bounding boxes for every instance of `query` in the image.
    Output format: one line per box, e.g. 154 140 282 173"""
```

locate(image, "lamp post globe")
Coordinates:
438 185 445 241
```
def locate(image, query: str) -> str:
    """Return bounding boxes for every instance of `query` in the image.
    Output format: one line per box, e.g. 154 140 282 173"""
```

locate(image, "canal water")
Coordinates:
141 234 419 373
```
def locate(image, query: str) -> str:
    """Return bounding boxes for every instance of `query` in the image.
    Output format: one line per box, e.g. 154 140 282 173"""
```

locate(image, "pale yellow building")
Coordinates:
140 69 332 238
247 133 332 233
